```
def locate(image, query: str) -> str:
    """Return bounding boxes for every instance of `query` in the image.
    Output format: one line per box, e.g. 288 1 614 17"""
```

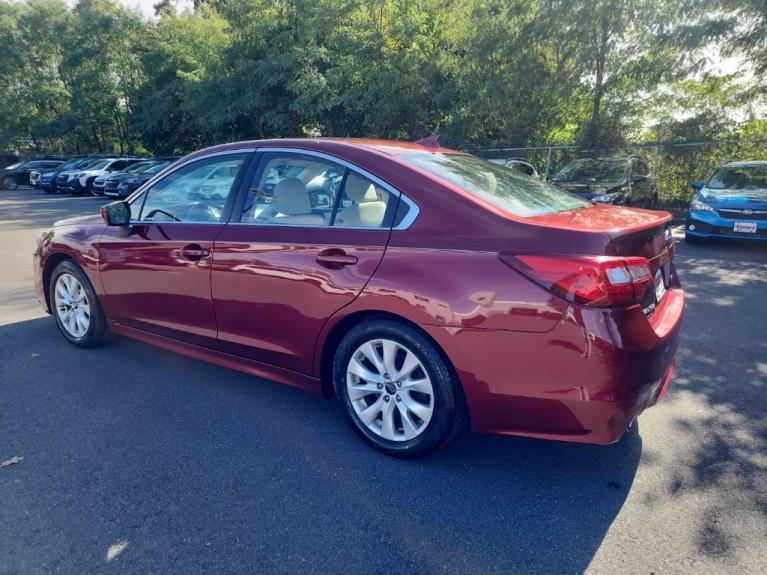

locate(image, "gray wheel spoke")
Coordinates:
395 401 420 440
348 357 383 384
358 341 386 375
67 312 77 334
400 377 432 394
381 340 398 377
400 392 432 422
396 350 420 380
347 382 382 401
358 396 385 426
380 399 397 440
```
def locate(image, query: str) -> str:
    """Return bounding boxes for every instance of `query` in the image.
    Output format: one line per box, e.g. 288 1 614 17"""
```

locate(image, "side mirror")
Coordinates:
100 201 131 226
691 181 704 191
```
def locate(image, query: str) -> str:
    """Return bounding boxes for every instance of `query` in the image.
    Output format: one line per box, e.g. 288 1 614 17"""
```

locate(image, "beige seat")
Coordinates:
267 177 324 225
336 174 387 228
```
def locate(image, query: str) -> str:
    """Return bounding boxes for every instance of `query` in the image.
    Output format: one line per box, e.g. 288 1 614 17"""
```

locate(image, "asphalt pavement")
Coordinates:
1 188 765 574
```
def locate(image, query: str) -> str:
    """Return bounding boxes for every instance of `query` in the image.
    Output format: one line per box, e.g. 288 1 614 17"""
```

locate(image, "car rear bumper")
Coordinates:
422 269 684 444
686 211 767 240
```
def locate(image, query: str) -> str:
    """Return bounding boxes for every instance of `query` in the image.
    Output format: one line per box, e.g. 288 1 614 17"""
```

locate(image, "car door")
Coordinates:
16 161 38 184
98 150 252 347
211 149 402 375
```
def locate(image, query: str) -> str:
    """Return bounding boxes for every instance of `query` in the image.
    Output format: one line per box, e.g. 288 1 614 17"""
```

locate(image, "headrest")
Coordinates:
345 174 378 202
272 178 310 215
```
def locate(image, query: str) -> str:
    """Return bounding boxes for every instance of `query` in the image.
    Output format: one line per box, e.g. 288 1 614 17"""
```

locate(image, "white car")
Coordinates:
65 158 142 195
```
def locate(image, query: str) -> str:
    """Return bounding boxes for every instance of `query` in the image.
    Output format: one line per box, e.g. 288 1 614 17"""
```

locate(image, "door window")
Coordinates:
239 152 396 228
133 153 248 223
332 172 393 229
240 153 343 226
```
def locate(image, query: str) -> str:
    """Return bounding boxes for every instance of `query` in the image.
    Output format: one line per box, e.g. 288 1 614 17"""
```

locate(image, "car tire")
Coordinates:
334 319 465 458
2 176 18 190
49 260 111 348
684 234 702 245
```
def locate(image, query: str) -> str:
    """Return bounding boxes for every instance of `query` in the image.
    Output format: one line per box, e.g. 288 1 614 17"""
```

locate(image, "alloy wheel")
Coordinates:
54 273 91 338
346 338 434 442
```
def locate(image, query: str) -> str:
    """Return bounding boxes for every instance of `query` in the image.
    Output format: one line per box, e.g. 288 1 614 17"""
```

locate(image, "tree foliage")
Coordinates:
0 0 763 155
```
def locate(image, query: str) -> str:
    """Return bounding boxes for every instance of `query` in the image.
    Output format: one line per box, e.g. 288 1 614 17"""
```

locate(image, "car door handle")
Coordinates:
316 249 358 268
181 244 211 261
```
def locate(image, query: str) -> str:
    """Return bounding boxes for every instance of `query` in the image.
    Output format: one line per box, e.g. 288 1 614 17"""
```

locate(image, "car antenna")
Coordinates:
415 134 440 148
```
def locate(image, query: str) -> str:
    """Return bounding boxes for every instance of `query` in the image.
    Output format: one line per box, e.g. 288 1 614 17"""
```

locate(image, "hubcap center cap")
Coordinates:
384 382 397 395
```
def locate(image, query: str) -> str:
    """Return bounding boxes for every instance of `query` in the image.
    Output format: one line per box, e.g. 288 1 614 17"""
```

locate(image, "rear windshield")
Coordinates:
402 153 590 217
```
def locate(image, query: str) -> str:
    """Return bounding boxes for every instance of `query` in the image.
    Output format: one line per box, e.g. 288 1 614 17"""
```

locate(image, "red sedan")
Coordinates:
33 138 683 457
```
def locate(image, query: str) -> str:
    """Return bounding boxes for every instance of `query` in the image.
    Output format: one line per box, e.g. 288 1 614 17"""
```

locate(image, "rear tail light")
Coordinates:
501 254 653 307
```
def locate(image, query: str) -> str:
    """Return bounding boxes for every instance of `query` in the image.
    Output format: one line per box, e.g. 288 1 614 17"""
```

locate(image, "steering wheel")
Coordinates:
144 208 181 222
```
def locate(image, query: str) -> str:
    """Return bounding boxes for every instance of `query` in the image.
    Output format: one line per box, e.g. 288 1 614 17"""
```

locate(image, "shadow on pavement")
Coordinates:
660 239 767 560
0 316 641 574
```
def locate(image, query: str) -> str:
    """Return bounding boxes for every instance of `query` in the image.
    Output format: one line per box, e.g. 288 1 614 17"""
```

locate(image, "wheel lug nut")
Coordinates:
396 382 401 387
384 373 390 379
377 383 383 389
384 396 390 402
396 395 401 401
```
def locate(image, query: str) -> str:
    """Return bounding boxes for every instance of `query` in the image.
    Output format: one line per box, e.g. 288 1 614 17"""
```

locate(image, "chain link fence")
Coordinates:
472 139 767 207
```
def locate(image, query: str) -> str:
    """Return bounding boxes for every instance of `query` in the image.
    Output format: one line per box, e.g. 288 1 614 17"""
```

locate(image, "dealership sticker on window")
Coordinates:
733 221 757 233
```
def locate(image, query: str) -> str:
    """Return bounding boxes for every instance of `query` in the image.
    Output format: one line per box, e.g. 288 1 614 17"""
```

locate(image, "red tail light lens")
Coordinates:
501 254 653 307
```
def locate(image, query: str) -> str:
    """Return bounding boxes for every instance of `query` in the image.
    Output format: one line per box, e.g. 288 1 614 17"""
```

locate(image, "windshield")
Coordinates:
402 153 590 217
145 161 171 174
86 159 111 171
124 161 154 173
77 159 104 170
553 159 628 183
706 166 767 197
57 158 83 169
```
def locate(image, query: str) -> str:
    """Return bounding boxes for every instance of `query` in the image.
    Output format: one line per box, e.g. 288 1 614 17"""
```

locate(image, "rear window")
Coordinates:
402 153 589 217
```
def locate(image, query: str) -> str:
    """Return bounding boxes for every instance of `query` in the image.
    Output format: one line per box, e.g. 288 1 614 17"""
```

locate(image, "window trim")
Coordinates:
230 147 419 231
129 149 255 225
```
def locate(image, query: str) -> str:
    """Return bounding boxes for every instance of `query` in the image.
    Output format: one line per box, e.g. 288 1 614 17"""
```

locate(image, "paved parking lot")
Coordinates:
1 188 765 574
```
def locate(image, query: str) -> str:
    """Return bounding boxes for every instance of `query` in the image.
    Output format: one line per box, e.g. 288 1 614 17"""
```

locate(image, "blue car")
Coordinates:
685 161 767 244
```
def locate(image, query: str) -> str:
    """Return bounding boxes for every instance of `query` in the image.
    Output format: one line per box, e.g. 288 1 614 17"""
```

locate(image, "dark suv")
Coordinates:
1 159 65 190
550 157 657 208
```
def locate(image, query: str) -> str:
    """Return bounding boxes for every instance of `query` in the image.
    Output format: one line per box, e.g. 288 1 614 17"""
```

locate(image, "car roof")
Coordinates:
190 137 464 158
722 160 767 168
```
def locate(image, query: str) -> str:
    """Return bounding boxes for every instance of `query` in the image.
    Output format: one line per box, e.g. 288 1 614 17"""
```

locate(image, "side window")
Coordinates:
333 172 394 229
109 160 126 172
634 160 649 177
134 153 247 223
240 153 344 226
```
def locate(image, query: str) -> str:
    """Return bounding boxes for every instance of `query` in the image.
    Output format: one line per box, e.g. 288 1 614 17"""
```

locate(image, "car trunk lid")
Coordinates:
522 205 674 313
